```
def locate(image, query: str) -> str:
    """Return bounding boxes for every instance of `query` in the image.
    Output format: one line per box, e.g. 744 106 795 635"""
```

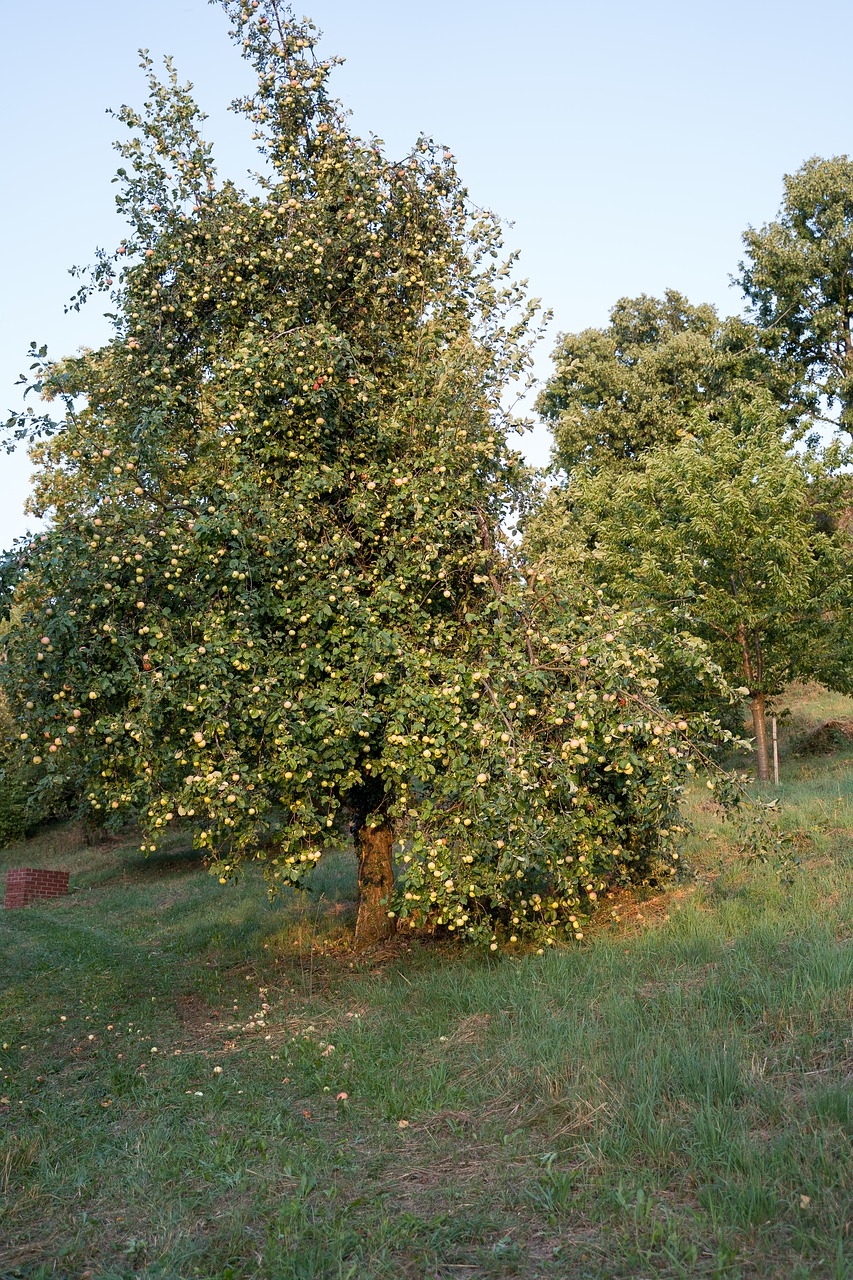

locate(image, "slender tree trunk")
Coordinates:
751 692 771 782
737 622 770 782
354 819 395 949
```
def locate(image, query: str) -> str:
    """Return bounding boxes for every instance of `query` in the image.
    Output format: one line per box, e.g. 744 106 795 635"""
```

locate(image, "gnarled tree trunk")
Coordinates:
354 818 395 949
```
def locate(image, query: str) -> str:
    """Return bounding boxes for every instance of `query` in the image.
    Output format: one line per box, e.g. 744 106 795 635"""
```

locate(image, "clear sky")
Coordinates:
3 0 853 550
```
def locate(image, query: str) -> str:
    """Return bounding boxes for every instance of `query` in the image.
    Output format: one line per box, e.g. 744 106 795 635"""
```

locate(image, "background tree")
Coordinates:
0 610 66 845
537 290 789 475
0 691 35 847
739 154 853 439
0 0 714 948
529 402 853 780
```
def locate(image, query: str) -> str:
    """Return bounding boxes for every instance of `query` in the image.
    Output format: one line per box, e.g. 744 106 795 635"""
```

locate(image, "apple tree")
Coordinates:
1 0 726 947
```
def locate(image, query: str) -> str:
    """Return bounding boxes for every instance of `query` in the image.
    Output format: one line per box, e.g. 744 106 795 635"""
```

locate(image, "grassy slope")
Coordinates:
0 687 851 1280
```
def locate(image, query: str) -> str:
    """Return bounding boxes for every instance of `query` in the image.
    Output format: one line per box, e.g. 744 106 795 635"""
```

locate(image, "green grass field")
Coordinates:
1 686 851 1279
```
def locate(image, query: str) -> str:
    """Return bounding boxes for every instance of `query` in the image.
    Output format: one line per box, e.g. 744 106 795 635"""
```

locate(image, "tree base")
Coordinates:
354 819 395 950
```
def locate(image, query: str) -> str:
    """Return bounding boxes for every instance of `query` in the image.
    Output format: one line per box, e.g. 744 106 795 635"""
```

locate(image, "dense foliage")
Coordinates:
0 693 34 848
537 291 789 475
0 0 722 946
740 154 853 438
529 402 853 779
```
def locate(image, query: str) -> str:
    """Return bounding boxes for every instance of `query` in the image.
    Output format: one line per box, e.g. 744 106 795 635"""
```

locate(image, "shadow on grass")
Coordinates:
119 842 203 879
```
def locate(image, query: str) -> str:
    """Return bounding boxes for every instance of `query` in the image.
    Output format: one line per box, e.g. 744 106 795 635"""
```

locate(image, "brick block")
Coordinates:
4 868 70 909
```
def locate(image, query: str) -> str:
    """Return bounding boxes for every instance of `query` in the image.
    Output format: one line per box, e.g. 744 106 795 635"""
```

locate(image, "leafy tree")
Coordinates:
739 154 853 438
0 692 34 847
2 0 723 948
0 613 63 847
529 403 853 780
537 290 787 474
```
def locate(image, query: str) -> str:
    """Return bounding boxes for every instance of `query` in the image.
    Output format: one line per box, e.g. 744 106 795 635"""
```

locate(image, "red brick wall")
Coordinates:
4 868 70 909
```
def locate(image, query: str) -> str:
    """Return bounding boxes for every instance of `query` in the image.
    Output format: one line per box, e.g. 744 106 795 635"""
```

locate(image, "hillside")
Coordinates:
1 686 851 1279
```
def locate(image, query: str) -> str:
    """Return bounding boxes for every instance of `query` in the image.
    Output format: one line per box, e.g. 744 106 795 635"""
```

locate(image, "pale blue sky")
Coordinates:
3 0 853 549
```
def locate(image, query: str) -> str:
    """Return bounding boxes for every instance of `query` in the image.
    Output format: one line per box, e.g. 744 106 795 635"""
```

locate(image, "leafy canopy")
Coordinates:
740 154 853 438
529 401 853 777
537 290 787 475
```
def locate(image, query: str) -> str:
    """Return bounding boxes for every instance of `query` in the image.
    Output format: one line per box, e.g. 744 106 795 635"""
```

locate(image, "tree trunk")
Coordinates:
354 819 395 950
737 623 770 782
751 692 771 782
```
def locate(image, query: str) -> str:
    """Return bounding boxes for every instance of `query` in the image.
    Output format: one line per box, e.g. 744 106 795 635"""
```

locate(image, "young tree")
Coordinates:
537 291 788 475
2 1 716 948
739 155 853 439
530 404 853 780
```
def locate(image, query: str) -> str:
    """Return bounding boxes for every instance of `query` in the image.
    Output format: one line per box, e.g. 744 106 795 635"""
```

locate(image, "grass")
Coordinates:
0 685 851 1279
